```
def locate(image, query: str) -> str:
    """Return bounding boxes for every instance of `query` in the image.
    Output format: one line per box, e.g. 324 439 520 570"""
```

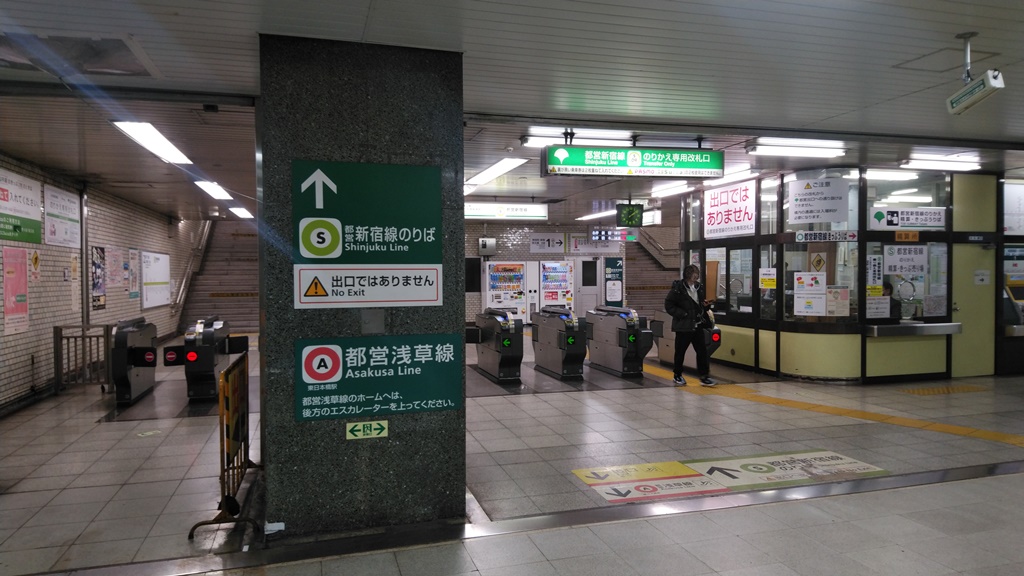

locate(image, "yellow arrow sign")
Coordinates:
573 461 700 485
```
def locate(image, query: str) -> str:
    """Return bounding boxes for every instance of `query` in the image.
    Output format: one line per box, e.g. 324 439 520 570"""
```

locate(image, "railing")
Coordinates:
637 227 681 270
53 325 112 393
172 220 213 314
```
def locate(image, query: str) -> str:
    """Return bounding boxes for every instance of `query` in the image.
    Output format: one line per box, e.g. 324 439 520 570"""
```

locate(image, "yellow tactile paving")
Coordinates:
642 360 1024 448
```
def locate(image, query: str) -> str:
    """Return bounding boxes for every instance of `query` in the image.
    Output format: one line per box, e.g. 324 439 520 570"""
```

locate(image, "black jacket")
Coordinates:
665 279 709 332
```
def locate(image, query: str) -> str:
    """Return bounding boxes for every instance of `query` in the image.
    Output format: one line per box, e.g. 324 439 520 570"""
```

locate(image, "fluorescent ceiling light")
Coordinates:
229 207 254 218
522 136 632 148
528 126 633 139
883 195 932 203
889 188 919 196
756 137 845 148
111 121 192 164
874 204 888 208
195 181 232 200
862 170 918 181
704 169 756 187
576 209 617 221
465 158 529 187
761 194 778 202
900 160 980 171
651 181 692 198
747 145 846 158
463 184 477 196
761 178 780 187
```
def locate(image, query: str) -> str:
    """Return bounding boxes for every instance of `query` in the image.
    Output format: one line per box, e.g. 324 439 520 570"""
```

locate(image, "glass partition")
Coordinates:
864 242 947 321
705 247 726 307
760 245 778 320
784 168 859 232
760 177 780 235
729 248 753 313
782 242 858 322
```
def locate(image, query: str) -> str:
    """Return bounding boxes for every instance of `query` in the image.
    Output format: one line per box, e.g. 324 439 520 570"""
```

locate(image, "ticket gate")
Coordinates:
651 310 723 365
532 306 586 379
110 317 158 405
475 308 524 383
585 306 654 377
164 317 248 400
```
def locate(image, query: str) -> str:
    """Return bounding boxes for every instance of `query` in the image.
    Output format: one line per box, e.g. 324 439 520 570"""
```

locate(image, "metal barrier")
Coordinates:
188 350 261 539
53 325 112 393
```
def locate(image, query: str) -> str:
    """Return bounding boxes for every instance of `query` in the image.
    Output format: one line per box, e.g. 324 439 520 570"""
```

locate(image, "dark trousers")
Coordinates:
673 329 709 378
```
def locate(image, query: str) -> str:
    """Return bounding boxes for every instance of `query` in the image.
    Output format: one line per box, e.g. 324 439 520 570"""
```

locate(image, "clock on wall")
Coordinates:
616 204 644 227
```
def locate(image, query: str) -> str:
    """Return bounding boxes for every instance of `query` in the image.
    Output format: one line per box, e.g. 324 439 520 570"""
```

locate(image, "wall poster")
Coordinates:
91 246 106 310
141 251 172 309
3 247 29 335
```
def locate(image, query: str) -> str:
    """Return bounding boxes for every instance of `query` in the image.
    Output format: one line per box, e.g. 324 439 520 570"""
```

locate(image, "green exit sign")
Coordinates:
543 146 724 178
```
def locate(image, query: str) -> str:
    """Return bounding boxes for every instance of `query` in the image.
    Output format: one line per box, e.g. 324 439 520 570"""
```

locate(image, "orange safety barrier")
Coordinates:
188 350 262 539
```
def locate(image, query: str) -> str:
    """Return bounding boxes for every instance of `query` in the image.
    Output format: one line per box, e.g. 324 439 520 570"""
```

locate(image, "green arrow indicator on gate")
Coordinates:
502 338 511 347
628 334 636 343
567 336 575 345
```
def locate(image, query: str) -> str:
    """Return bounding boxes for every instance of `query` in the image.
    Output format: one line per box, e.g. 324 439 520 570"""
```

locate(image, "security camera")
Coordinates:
947 69 1004 115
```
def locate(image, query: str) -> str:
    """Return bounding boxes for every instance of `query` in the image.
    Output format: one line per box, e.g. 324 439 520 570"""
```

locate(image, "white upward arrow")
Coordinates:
301 169 337 209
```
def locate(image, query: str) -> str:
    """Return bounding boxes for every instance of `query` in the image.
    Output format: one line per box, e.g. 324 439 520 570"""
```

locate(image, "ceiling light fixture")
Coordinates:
111 121 192 164
900 159 980 171
576 209 618 221
229 207 254 218
527 126 633 139
883 195 933 203
704 166 756 187
650 180 692 198
746 137 846 158
889 188 919 196
195 181 232 200
521 136 632 148
464 158 529 194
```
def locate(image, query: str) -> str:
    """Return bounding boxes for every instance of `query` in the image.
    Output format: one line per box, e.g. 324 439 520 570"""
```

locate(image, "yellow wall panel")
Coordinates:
712 325 755 367
952 173 997 232
866 336 946 377
758 330 777 371
779 332 860 379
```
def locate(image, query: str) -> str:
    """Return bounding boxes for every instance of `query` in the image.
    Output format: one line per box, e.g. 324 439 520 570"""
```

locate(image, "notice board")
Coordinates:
141 251 171 309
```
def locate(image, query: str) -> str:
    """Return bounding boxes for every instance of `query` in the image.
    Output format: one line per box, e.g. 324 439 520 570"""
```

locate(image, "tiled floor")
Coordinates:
2 333 1024 575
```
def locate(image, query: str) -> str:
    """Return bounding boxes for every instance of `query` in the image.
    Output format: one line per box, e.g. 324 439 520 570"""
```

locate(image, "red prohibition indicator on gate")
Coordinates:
186 351 199 362
144 351 156 363
302 345 343 384
165 350 178 363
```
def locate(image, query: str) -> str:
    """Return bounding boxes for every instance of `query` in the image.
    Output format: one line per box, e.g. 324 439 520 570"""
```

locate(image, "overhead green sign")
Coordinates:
295 333 463 422
542 146 724 177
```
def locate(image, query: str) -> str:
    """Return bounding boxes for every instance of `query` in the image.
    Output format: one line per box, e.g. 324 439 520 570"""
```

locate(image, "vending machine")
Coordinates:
539 260 574 310
484 261 527 320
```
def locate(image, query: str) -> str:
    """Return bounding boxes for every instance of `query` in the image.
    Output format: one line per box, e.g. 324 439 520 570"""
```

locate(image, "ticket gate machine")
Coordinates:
110 317 158 405
163 316 248 400
650 310 723 365
475 308 524 383
585 306 654 377
531 306 587 379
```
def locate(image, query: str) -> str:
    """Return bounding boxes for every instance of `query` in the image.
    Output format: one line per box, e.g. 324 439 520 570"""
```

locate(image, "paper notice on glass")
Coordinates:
866 296 890 319
759 268 776 289
794 294 827 316
866 255 883 286
924 294 947 317
793 273 826 294
826 286 850 316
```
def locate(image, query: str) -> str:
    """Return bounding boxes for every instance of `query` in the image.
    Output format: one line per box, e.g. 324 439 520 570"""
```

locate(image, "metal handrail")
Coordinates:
172 220 213 313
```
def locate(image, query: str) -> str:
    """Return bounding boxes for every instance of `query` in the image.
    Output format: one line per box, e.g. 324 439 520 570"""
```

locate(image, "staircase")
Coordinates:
180 220 260 334
625 228 681 319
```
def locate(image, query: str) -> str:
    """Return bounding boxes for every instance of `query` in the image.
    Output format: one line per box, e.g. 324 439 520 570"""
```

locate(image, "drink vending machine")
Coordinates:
484 261 527 320
540 261 573 309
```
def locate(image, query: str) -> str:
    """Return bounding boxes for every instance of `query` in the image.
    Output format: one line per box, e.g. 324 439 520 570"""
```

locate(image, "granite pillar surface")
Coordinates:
257 35 464 535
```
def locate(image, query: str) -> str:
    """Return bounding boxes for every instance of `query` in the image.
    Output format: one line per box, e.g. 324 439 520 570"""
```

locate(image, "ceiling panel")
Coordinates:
0 0 1023 225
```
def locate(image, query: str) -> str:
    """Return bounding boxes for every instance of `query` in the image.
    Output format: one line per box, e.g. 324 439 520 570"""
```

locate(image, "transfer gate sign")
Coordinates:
295 333 462 421
542 146 724 177
292 161 443 308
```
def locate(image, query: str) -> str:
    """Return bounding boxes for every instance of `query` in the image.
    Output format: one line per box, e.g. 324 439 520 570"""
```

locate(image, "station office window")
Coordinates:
864 242 948 321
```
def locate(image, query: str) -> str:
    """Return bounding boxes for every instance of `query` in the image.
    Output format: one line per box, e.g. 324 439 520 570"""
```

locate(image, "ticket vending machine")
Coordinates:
484 261 527 321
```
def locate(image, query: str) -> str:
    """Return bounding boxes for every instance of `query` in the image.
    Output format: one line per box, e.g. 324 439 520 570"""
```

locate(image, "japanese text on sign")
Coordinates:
883 245 928 275
704 182 755 239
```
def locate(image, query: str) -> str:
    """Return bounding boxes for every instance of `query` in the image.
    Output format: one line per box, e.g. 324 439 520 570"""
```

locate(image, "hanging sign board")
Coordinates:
543 146 724 177
704 181 756 239
465 202 548 220
869 207 946 230
787 178 849 223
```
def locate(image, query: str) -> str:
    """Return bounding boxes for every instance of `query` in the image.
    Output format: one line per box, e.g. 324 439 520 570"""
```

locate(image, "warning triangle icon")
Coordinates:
304 276 328 297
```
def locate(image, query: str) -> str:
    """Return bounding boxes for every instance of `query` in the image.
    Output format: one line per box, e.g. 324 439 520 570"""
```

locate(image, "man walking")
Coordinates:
665 264 715 387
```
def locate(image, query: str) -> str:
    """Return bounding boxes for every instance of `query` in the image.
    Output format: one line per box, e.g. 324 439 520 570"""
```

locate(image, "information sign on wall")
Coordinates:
883 245 927 275
604 257 624 307
141 251 172 309
43 185 81 248
3 247 29 335
568 234 620 254
543 146 724 177
529 233 566 253
465 202 548 221
292 161 443 309
0 168 42 243
869 207 946 230
788 178 848 223
294 333 462 422
704 181 756 239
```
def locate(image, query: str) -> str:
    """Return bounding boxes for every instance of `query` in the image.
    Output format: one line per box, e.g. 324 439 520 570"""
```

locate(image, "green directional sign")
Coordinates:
628 334 636 343
502 338 512 348
346 420 389 440
543 146 724 178
566 336 575 345
291 161 442 264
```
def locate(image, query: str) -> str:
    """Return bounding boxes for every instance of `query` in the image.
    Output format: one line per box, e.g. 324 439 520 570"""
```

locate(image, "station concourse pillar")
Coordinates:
256 35 465 535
